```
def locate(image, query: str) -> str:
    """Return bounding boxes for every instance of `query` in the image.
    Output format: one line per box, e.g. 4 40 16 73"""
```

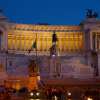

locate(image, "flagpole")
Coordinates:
36 32 37 59
35 30 40 85
35 29 39 76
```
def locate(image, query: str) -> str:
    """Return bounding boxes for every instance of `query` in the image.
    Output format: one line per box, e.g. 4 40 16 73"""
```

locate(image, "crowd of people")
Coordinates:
0 85 28 100
0 85 100 100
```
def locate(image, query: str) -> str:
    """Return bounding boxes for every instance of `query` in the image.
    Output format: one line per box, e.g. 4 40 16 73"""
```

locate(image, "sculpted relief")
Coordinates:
7 57 29 76
61 57 93 78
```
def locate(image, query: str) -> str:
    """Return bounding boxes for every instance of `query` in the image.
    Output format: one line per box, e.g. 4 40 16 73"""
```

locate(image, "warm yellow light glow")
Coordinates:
11 81 20 90
28 77 38 91
30 99 34 100
68 92 71 96
54 95 58 100
30 99 40 100
36 92 40 96
37 75 40 81
87 97 93 100
8 25 83 52
30 92 34 96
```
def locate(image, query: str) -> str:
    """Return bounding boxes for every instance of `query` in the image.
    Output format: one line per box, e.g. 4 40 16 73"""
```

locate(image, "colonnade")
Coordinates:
8 30 84 52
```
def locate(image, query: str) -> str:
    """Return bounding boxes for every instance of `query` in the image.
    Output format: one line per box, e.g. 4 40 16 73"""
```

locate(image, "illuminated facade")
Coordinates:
0 12 100 90
7 24 83 53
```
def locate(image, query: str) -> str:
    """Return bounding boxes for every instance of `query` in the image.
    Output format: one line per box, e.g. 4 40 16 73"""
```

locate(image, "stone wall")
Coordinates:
39 55 94 80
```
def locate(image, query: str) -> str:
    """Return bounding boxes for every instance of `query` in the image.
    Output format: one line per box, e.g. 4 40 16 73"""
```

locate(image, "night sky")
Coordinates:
0 0 100 25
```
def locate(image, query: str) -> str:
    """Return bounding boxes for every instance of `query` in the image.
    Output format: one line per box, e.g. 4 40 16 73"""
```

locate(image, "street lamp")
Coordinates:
67 92 71 96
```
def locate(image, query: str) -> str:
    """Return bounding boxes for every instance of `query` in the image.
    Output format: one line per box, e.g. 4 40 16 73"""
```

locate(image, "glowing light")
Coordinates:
54 95 57 100
36 92 40 96
68 92 71 96
30 92 34 96
30 99 34 100
37 75 40 81
30 99 40 100
52 54 56 57
87 97 93 100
